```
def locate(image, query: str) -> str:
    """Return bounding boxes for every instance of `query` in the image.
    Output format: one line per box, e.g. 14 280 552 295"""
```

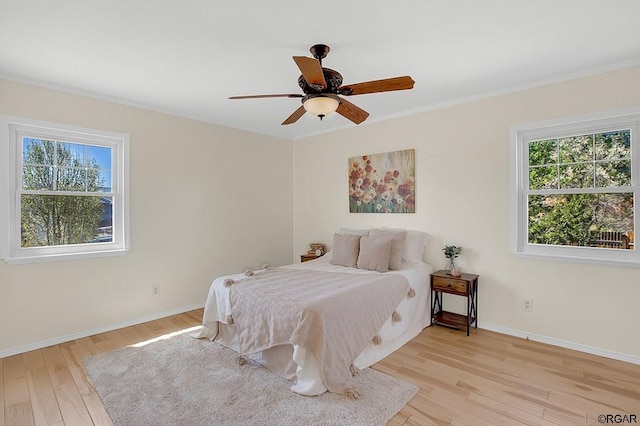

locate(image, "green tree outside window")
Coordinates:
21 138 110 247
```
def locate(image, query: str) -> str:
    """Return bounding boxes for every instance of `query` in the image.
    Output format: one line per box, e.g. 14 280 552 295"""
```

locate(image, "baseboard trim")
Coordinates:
0 303 204 359
478 321 640 366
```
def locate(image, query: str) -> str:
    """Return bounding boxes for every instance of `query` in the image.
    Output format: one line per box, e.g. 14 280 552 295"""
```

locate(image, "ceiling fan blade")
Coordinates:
229 94 303 100
282 105 306 125
339 76 415 96
336 98 369 125
293 56 326 89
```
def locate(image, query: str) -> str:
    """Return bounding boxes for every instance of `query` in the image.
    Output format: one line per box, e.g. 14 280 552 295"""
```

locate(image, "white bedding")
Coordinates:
198 253 433 395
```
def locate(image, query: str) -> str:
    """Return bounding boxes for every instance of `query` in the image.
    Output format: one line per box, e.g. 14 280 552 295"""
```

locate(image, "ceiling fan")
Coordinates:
229 44 415 126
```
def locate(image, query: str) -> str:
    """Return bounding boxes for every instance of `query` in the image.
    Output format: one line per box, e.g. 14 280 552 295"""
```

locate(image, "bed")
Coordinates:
197 228 433 397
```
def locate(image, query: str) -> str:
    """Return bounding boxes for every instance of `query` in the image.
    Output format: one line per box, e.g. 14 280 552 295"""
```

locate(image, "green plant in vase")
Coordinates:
442 245 462 276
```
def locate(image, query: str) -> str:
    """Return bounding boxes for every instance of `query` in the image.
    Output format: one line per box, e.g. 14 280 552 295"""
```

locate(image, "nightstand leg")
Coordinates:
474 280 478 329
430 289 434 326
466 296 470 336
431 291 442 327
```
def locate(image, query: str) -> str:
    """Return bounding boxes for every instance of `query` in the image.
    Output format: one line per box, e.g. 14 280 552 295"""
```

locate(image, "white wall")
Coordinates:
293 65 640 361
0 78 294 355
3 65 640 362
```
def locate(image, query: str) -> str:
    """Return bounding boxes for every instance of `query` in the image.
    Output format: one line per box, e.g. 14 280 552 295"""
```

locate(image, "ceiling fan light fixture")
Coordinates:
302 95 340 120
229 44 414 126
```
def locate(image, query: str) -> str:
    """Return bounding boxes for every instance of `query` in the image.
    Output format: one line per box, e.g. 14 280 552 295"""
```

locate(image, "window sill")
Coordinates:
513 251 640 268
3 248 129 265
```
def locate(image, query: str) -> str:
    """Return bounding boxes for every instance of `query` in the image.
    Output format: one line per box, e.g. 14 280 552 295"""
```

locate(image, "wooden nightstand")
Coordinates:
300 253 321 262
430 270 479 336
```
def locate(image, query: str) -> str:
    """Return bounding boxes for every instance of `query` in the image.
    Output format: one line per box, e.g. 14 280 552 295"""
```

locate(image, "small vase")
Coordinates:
446 258 456 275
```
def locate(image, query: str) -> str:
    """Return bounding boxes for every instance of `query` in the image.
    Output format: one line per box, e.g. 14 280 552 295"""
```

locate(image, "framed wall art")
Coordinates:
348 148 415 213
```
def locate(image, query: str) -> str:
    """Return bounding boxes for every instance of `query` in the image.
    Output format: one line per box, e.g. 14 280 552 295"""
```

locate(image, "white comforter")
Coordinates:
198 253 433 395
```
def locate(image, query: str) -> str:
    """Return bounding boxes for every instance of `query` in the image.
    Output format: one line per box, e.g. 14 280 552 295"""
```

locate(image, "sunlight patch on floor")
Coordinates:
129 325 203 348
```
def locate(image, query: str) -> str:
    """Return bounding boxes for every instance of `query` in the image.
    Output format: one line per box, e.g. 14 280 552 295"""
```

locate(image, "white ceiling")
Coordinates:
2 1 640 140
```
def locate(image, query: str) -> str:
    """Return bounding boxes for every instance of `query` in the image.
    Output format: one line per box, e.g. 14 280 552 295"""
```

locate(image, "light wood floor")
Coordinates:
2 310 639 425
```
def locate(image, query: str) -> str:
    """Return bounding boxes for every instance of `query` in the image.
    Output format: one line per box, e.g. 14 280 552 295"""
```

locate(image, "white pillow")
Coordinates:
369 229 407 270
330 233 361 267
339 227 370 236
357 235 392 272
382 227 432 264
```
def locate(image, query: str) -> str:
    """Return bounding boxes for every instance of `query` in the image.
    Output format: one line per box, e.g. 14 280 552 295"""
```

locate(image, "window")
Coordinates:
0 116 129 264
510 107 639 266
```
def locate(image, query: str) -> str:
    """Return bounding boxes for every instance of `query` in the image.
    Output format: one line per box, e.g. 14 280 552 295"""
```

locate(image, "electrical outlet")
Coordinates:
522 298 533 312
152 285 160 296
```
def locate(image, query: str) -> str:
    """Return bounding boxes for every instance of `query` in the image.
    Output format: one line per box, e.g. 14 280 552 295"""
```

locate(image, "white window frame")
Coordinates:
0 115 130 264
509 106 640 266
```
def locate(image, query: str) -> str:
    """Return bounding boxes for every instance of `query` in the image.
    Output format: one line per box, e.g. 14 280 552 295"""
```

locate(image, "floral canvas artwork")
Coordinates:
348 149 415 213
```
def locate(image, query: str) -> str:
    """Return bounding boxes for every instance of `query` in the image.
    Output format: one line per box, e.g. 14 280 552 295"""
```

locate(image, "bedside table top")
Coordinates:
300 253 322 262
432 270 479 281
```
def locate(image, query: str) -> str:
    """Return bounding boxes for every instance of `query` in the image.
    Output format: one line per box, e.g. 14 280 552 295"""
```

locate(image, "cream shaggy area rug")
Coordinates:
84 330 417 425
